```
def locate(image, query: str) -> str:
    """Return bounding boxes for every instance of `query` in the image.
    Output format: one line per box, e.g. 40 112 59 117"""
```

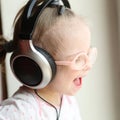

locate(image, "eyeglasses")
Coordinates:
55 47 97 70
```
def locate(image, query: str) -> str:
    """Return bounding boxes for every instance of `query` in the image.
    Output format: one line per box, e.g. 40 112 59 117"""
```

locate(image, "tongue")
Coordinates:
74 77 82 86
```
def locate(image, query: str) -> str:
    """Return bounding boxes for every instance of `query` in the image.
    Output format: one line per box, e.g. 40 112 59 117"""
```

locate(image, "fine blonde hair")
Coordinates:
13 0 82 60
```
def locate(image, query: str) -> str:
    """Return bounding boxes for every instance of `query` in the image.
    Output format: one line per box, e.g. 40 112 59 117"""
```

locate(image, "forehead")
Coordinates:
56 17 91 56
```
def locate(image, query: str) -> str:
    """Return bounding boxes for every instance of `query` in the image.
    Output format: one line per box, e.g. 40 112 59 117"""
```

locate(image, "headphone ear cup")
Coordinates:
34 46 56 79
10 41 57 89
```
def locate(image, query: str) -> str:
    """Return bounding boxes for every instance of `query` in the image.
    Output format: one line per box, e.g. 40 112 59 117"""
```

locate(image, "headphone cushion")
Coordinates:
34 46 56 78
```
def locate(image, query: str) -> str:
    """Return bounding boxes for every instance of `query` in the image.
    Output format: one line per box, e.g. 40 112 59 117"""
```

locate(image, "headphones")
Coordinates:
9 0 71 89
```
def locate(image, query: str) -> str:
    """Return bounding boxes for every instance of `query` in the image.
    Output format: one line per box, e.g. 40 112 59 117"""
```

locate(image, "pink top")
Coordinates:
0 86 82 120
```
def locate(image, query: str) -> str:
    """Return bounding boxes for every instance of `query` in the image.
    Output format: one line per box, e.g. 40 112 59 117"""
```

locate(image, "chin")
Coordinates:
65 89 80 96
63 85 82 96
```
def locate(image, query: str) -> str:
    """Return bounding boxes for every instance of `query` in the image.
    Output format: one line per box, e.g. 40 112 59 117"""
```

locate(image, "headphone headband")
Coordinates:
20 0 70 39
10 0 71 89
20 0 53 39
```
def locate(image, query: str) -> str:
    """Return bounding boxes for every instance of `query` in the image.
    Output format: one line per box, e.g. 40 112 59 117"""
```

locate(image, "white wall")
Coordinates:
71 0 120 120
1 0 120 120
1 0 28 97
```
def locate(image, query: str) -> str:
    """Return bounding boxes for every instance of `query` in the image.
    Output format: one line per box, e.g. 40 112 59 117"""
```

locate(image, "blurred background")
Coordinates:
0 0 120 120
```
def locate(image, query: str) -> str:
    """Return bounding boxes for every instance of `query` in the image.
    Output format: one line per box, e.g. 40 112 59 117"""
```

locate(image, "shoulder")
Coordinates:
0 86 39 120
13 86 35 101
1 86 36 105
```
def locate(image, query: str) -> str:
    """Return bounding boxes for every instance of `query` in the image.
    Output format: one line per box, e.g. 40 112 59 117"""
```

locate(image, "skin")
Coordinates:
37 17 91 107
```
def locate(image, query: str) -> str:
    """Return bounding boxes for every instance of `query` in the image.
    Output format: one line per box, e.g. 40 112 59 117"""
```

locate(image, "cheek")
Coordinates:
51 67 81 93
56 66 78 81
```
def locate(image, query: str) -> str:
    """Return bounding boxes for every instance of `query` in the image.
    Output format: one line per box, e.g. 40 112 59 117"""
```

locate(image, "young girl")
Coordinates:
0 0 97 120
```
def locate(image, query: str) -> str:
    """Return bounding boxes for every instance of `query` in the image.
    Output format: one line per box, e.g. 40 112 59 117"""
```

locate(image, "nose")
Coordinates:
83 61 92 72
78 62 92 77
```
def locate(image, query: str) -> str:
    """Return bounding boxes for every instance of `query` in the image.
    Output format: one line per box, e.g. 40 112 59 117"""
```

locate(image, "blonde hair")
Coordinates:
13 1 83 60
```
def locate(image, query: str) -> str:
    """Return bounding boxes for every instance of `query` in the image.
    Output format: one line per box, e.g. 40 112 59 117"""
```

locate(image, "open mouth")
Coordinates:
73 77 82 87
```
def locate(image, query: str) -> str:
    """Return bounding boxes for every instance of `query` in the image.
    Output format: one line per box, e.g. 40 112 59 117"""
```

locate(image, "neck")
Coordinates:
36 87 63 107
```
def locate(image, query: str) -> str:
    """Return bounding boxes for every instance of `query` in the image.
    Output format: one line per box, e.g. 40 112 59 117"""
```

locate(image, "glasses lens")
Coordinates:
74 53 87 70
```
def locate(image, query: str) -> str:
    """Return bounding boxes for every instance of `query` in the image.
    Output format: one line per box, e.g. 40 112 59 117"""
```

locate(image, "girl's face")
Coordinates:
48 18 94 95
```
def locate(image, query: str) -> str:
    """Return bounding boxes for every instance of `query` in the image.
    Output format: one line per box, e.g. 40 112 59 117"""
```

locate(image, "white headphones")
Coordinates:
9 0 71 89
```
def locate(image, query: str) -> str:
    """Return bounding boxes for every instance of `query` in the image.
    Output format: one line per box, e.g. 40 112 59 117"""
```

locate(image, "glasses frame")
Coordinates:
55 47 97 70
